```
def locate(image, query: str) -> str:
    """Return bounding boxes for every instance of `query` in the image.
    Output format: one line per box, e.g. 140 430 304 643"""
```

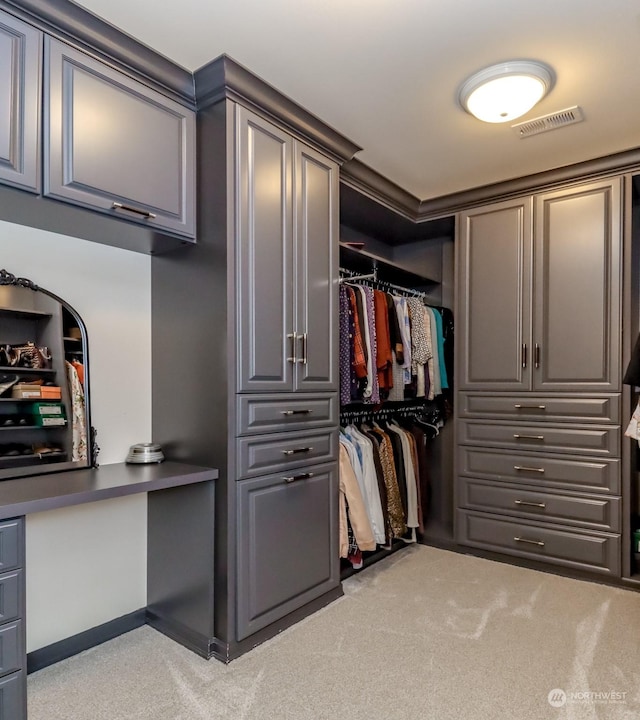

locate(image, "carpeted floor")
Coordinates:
28 546 640 719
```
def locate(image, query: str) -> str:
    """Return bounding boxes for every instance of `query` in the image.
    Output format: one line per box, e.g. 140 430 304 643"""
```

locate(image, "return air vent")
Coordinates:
512 106 584 138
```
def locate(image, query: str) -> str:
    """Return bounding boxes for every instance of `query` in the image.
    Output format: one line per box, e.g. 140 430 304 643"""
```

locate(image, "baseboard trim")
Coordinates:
27 608 147 674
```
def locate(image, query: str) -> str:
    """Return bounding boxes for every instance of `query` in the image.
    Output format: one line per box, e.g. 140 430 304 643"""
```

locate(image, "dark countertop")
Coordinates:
0 461 218 519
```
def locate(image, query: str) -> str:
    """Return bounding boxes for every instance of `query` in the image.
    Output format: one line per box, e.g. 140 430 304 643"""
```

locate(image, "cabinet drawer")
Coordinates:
458 478 621 532
237 394 337 436
458 393 620 424
0 521 21 573
458 420 619 457
236 463 339 640
457 510 621 576
237 430 337 479
458 447 620 494
0 621 21 678
0 572 20 625
0 671 24 719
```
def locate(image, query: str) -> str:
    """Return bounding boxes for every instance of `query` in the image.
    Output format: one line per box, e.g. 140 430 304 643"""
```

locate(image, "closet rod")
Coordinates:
338 266 377 283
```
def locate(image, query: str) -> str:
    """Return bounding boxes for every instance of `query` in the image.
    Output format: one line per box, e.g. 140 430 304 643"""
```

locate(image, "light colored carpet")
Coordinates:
28 546 640 719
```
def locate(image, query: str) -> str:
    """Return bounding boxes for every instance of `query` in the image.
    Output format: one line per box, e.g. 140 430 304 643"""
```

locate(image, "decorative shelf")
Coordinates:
0 307 52 319
0 366 55 374
339 243 439 288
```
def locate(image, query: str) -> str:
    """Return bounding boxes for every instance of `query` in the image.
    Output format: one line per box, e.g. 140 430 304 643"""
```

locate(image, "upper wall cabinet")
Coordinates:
43 37 196 238
0 9 41 193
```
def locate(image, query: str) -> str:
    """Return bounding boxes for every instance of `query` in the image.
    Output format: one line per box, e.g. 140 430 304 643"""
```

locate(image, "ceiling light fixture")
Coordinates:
458 60 555 124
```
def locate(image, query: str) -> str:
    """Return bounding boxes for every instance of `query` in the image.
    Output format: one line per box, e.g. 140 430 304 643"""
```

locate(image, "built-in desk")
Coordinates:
0 461 217 719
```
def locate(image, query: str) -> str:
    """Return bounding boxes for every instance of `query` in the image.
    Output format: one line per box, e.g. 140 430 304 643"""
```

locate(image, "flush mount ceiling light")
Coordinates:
458 60 555 124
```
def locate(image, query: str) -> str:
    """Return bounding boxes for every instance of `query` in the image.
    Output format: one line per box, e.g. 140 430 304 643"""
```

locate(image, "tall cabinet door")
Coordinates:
457 198 533 391
293 141 339 392
533 179 621 392
0 10 41 192
237 107 294 393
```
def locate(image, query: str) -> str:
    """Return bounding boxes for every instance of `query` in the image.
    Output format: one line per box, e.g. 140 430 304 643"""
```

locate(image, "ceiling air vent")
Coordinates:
512 106 584 138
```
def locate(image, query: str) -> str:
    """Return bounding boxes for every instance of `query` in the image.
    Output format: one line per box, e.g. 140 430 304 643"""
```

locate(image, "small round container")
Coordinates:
125 442 165 464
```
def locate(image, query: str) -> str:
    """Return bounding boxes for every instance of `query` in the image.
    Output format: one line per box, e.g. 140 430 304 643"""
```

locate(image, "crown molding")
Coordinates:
194 55 362 164
2 0 195 104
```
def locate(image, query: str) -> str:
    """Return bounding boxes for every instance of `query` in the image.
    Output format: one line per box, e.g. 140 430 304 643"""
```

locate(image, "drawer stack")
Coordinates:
0 519 26 718
234 393 339 641
456 394 622 576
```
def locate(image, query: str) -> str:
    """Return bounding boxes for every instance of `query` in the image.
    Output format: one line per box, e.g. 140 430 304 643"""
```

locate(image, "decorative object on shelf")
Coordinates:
125 442 165 464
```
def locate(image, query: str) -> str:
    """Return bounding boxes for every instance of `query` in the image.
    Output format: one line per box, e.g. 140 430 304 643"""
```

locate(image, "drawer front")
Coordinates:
0 671 25 719
237 430 337 479
459 478 621 532
457 510 621 576
458 447 620 494
0 622 21 678
0 521 21 573
0 572 20 625
458 420 619 458
458 393 620 424
237 394 337 436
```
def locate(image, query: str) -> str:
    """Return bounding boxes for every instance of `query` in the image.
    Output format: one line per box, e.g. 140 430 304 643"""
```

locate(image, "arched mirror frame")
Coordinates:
0 268 97 478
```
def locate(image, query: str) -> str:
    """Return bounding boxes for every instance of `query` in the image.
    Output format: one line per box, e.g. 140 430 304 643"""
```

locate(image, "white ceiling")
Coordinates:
74 0 640 201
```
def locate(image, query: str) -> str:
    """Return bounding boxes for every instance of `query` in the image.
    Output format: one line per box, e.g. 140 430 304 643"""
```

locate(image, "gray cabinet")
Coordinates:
0 10 41 192
237 107 338 393
44 37 196 238
455 178 623 577
236 463 339 640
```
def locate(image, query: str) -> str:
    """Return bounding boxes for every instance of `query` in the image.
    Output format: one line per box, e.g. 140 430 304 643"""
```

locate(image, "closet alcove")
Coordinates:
0 269 94 478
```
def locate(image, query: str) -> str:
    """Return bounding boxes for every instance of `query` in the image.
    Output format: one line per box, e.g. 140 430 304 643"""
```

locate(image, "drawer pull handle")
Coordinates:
287 333 297 363
281 409 312 416
514 536 545 547
514 500 546 509
514 404 546 410
513 434 545 440
282 447 313 455
514 465 545 473
111 201 157 219
534 343 541 369
284 472 314 483
521 343 527 369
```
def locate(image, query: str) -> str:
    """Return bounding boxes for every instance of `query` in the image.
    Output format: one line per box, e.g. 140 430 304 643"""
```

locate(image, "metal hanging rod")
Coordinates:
339 266 378 283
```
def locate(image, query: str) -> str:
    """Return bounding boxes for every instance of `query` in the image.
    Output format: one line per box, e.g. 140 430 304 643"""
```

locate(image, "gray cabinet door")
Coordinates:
236 107 294 393
293 141 339 391
533 179 621 392
0 671 25 720
44 37 195 237
0 10 40 192
236 463 339 641
458 197 533 390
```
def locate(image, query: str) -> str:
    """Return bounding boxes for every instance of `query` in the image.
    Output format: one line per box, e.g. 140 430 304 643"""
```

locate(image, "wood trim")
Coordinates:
194 55 362 164
2 0 195 104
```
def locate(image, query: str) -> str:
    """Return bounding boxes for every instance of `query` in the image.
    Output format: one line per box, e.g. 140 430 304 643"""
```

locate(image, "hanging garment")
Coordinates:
338 443 375 556
625 401 640 446
407 297 431 398
339 286 353 405
424 307 442 398
346 287 368 400
361 286 381 404
373 289 393 397
65 360 87 462
431 308 449 390
368 425 407 538
393 296 412 384
387 422 419 538
385 292 404 365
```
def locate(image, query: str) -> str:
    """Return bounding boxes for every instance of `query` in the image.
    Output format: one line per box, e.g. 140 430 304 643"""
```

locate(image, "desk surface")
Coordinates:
0 461 218 519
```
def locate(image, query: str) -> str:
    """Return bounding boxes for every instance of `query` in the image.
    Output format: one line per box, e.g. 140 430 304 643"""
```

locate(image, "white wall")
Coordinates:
1 220 152 652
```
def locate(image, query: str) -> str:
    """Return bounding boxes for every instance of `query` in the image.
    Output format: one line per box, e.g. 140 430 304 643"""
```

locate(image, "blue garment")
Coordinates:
432 308 448 390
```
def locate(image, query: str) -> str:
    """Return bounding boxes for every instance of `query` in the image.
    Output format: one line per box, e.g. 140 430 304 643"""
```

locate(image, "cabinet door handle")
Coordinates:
521 343 527 369
513 465 545 473
514 536 545 547
281 409 312 416
283 472 314 483
514 499 546 508
534 343 541 369
111 201 157 219
287 333 297 363
297 332 308 365
513 434 545 440
282 447 313 455
514 404 546 410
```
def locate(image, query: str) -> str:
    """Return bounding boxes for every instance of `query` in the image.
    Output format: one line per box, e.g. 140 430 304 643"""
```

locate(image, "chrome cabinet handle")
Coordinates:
111 201 157 219
514 536 545 547
534 343 541 369
283 472 314 483
287 332 297 363
521 343 527 369
282 447 313 455
514 499 546 508
298 333 308 365
513 434 544 440
514 465 545 473
514 404 546 410
281 409 312 416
